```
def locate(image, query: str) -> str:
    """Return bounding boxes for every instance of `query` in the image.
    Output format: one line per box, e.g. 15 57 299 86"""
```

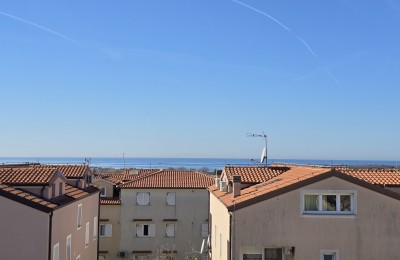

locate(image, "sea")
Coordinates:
0 157 398 171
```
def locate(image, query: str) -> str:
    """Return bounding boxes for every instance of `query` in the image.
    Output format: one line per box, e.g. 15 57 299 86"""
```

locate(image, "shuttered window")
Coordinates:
137 192 150 205
166 192 176 205
136 224 155 237
100 224 112 237
201 223 208 238
166 223 175 237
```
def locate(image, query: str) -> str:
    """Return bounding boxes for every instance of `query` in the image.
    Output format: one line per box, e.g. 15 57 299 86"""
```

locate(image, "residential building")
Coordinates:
93 168 160 260
0 164 99 260
117 169 214 260
209 165 400 260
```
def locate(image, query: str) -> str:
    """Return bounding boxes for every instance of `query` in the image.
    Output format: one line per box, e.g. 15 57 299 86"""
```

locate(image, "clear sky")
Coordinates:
1 0 400 160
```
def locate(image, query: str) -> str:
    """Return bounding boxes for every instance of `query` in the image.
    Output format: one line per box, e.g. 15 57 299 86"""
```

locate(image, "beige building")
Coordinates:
93 168 161 260
0 164 99 260
111 169 213 260
209 165 400 260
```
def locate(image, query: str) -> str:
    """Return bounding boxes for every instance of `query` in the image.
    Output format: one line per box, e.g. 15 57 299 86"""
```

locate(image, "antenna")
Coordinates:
247 132 268 165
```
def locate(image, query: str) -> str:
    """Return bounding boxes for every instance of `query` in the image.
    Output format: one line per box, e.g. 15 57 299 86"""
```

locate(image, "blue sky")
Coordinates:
1 0 400 160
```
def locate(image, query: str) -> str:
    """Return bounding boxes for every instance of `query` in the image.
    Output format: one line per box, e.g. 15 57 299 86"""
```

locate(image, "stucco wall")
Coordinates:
0 196 49 259
120 188 210 259
52 192 99 260
233 176 400 260
99 204 121 260
209 192 231 260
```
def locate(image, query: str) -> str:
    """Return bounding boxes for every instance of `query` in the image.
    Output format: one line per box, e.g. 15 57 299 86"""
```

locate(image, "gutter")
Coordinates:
48 211 53 260
230 202 236 260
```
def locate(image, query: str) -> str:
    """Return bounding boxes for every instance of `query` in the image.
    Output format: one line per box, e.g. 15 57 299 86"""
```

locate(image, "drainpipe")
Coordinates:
48 211 53 260
230 202 236 260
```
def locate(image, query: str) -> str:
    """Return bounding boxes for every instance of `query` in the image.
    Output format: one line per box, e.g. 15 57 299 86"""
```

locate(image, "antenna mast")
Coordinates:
247 132 268 165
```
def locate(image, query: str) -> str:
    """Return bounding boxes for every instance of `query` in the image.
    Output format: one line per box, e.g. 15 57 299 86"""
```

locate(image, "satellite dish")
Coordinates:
260 146 267 164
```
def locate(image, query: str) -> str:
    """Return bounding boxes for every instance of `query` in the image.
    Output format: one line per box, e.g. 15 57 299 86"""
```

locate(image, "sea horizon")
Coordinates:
0 157 399 170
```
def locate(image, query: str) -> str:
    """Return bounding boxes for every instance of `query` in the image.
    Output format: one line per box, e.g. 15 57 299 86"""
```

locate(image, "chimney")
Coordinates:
232 175 241 198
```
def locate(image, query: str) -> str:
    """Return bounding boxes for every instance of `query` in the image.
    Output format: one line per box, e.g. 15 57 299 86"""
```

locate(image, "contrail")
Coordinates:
0 10 78 44
232 0 340 86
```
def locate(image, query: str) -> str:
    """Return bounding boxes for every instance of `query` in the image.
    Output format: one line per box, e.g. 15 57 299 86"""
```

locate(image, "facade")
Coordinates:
209 165 400 260
0 164 99 260
95 169 213 260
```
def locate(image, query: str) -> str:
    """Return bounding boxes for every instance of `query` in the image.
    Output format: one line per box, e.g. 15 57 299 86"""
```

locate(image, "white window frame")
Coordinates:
321 249 339 260
301 190 356 216
85 222 90 248
66 235 72 260
77 204 82 229
100 224 113 237
166 192 176 205
165 223 175 237
137 192 150 205
53 243 59 260
136 223 155 237
93 216 98 240
99 187 106 197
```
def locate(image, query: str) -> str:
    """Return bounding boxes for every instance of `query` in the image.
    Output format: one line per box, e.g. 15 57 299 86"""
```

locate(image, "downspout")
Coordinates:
48 211 53 260
97 191 101 260
230 202 236 260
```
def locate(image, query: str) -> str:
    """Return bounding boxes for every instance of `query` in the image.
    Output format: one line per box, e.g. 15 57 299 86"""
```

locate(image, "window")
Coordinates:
100 224 113 237
137 192 150 205
219 233 222 258
77 204 82 229
201 223 208 238
85 222 90 248
243 254 262 260
52 183 56 197
93 217 98 240
59 182 64 195
321 250 338 260
66 235 71 260
166 223 175 237
136 223 155 237
98 256 105 260
100 187 106 197
166 192 176 205
303 191 355 215
265 248 282 260
53 243 59 260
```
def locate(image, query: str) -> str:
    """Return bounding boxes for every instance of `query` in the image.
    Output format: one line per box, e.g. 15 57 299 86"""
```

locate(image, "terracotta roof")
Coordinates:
211 165 400 211
338 168 400 186
0 166 58 185
120 170 214 189
0 182 58 212
95 169 161 185
222 166 290 184
64 184 90 199
100 198 121 205
55 165 90 178
211 165 331 209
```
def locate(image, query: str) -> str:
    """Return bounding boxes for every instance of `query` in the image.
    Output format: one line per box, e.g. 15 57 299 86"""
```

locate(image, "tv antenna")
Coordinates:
247 132 268 165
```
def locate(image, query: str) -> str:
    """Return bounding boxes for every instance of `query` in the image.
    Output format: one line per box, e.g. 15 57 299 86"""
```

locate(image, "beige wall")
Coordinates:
209 191 231 260
120 188 210 259
230 176 400 260
52 193 99 260
0 196 49 259
93 179 115 198
99 204 121 260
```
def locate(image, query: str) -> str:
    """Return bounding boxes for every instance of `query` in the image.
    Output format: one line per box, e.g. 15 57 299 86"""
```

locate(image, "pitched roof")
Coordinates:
56 165 90 178
120 170 214 189
100 198 121 205
211 165 400 211
0 182 58 212
95 169 162 185
222 166 290 184
0 166 58 185
338 167 400 186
